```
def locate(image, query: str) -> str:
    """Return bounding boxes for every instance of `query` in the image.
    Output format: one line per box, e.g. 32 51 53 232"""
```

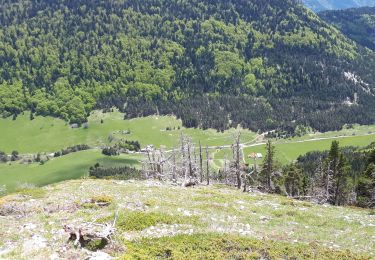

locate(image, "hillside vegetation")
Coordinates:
0 179 374 259
320 7 375 51
0 0 375 132
303 0 375 12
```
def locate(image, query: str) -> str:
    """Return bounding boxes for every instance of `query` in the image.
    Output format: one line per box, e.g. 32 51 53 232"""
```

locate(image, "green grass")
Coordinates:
211 134 375 166
114 211 198 231
0 111 256 154
2 179 373 258
0 150 140 193
252 134 375 164
1 110 375 193
122 233 371 259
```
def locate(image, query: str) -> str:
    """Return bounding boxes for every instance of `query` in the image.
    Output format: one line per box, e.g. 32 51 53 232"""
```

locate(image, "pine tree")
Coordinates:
261 140 276 191
283 164 303 197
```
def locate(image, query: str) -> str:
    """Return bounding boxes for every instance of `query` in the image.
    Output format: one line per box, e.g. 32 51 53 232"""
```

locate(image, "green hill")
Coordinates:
320 7 375 51
1 0 375 132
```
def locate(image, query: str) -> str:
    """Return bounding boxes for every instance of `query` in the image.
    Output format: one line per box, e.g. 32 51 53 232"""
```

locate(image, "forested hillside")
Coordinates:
320 7 375 51
1 0 375 132
303 0 375 12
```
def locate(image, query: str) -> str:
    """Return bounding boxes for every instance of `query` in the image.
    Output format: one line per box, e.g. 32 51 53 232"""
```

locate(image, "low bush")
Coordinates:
114 211 198 231
122 234 372 259
89 164 141 180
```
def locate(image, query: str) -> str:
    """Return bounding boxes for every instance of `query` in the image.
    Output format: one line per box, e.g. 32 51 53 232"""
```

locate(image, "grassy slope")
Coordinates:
248 134 375 163
0 111 256 154
0 179 373 259
0 150 140 193
210 134 375 168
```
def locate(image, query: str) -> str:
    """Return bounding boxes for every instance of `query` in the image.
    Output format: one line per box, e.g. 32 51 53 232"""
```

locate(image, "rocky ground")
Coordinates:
0 179 374 259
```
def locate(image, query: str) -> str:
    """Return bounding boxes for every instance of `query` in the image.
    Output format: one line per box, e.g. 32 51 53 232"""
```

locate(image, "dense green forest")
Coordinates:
0 0 375 132
294 141 375 207
320 7 375 51
303 0 375 12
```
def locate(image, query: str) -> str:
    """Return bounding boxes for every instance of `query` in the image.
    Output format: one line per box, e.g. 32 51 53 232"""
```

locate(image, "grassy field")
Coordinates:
210 133 375 169
0 111 256 154
0 150 140 194
0 179 373 259
1 111 375 192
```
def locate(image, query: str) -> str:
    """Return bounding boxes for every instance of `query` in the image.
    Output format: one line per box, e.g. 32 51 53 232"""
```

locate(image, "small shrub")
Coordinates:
91 195 113 205
116 211 197 231
102 147 119 156
84 238 108 251
82 196 114 209
17 187 46 199
121 234 372 259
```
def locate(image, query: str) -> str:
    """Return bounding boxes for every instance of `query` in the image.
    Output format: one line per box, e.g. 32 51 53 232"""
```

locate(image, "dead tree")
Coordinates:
206 145 210 185
199 141 203 183
181 134 187 181
233 132 242 189
64 210 118 249
142 134 199 186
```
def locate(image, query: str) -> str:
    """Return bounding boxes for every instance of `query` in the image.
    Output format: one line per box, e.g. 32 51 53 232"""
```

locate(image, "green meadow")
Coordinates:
210 133 375 168
0 150 140 193
1 110 375 193
0 111 256 154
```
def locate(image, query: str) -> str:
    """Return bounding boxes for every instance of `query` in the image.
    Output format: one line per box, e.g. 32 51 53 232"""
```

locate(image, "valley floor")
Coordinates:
1 111 375 195
0 179 374 259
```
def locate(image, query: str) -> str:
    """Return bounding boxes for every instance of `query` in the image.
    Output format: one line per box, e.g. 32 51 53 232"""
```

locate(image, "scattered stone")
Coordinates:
89 251 113 260
22 234 47 255
260 216 271 221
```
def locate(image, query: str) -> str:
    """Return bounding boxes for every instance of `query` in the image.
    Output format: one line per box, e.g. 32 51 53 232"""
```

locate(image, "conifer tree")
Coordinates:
261 140 276 190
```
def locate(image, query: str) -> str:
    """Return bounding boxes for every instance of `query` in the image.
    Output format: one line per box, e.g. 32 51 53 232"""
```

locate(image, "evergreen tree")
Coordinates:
283 164 303 197
261 140 276 191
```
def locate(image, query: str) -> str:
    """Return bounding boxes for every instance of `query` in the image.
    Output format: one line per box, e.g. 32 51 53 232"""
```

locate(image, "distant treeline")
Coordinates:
100 95 375 133
54 144 90 157
89 163 142 180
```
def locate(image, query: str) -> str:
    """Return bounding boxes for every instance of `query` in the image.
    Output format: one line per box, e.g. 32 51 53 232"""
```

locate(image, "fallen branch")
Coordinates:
64 210 118 249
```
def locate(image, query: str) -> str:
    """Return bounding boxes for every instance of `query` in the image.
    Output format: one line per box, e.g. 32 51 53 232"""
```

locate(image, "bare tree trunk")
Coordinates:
147 150 153 173
243 173 247 192
188 142 193 177
206 145 210 185
235 133 242 189
172 152 176 182
181 134 187 182
199 141 203 183
224 155 227 184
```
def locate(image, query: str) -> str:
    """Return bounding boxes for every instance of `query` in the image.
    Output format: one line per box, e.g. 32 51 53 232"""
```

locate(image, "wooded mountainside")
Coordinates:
303 0 375 12
1 0 375 132
320 7 375 51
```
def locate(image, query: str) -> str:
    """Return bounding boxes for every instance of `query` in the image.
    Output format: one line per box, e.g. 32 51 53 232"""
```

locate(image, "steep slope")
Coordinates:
320 7 375 51
303 0 375 12
0 0 375 132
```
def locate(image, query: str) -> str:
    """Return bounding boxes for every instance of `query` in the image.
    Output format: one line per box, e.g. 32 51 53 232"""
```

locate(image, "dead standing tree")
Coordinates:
224 132 245 189
142 134 200 186
232 132 242 189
